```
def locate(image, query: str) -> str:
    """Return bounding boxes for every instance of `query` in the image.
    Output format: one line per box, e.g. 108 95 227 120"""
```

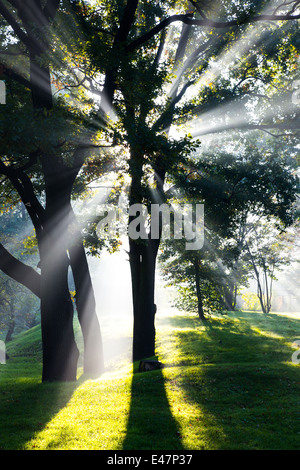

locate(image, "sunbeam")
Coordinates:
167 0 299 139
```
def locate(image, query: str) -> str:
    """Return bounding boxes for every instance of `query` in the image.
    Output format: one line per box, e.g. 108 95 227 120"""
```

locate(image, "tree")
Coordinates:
159 237 226 319
0 203 39 341
82 0 299 360
159 133 299 318
58 0 300 361
1 0 300 370
0 275 39 342
244 217 294 314
0 0 105 381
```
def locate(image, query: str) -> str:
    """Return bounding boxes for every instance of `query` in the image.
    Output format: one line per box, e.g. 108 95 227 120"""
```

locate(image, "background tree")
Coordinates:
0 276 39 342
159 133 299 318
0 203 39 341
243 217 294 314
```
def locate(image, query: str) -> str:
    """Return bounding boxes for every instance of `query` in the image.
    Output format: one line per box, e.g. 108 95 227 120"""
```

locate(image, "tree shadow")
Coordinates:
161 311 300 449
0 359 84 450
122 368 184 450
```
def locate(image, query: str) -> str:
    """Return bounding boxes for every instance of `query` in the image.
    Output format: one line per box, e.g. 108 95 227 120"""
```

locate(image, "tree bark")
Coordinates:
128 148 159 361
38 161 80 381
5 319 15 343
127 18 195 359
29 53 53 110
130 238 157 362
0 0 96 381
39 234 79 382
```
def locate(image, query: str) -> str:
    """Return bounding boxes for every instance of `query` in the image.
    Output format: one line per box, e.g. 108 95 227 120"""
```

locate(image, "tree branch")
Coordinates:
126 11 300 52
1 63 32 90
0 0 47 54
0 0 29 43
43 0 60 23
0 159 45 234
101 0 139 112
0 242 41 298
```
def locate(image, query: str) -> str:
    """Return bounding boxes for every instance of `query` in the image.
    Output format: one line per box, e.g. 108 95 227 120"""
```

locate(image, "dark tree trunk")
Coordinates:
25 19 80 380
38 157 80 382
29 53 53 110
127 148 159 362
130 238 157 362
5 321 15 343
0 0 85 382
39 236 79 382
257 280 269 314
223 281 237 311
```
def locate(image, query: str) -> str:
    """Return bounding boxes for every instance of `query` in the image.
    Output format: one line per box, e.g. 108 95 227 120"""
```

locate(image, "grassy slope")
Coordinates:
0 310 299 450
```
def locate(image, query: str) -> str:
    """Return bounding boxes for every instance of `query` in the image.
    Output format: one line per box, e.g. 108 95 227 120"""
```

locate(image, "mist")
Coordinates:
85 239 179 373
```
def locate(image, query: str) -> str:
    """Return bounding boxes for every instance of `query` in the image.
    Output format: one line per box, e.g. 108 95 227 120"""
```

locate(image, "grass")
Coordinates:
0 309 299 450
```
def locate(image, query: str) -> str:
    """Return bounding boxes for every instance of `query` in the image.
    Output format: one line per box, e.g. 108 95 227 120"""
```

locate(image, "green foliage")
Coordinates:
159 130 298 317
1 0 299 245
173 133 299 232
174 281 223 315
0 206 39 340
242 292 261 311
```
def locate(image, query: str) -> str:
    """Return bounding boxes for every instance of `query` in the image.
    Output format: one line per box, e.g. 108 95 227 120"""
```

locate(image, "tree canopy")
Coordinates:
0 0 299 380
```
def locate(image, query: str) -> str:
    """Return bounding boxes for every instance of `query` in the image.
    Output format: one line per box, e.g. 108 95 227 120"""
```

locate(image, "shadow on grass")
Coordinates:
160 311 300 450
0 360 84 450
122 368 184 450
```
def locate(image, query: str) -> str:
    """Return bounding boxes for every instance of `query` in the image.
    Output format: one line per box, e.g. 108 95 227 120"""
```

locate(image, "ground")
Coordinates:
0 309 299 450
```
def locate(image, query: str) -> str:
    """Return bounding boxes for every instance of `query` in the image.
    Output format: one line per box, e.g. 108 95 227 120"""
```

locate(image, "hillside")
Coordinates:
0 310 299 450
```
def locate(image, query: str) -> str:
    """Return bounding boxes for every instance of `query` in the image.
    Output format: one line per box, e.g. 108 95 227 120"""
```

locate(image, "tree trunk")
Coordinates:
38 158 80 382
5 303 15 343
5 320 15 343
256 276 267 314
39 237 79 382
38 219 80 382
26 25 80 380
0 2 84 381
223 281 236 311
68 232 105 376
130 238 157 362
193 257 205 320
128 148 159 362
29 53 53 110
246 242 269 314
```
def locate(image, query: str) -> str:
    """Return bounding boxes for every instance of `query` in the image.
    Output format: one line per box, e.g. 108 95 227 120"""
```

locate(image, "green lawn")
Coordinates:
0 310 299 450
